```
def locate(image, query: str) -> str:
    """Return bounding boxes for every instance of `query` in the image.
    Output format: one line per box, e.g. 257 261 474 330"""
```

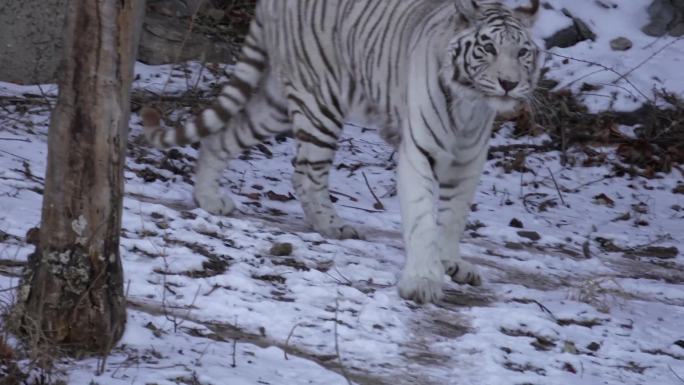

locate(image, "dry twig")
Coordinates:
547 167 567 207
362 172 384 211
334 297 353 385
284 322 304 360
670 364 684 384
545 51 651 102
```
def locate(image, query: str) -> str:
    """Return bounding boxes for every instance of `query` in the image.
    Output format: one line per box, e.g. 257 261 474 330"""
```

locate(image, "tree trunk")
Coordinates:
13 0 144 354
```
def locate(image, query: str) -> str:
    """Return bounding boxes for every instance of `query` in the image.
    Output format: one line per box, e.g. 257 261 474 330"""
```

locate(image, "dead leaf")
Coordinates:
266 191 296 202
593 193 615 207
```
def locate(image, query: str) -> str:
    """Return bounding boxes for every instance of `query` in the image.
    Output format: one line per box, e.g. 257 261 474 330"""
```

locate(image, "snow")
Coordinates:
535 0 684 112
1 1 684 384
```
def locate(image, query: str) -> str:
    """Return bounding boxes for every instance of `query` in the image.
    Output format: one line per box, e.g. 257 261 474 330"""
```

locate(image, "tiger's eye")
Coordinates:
518 48 529 57
483 43 497 55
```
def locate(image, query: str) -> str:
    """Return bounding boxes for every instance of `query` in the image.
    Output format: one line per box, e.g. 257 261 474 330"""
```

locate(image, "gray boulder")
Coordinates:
138 13 236 65
545 9 596 49
0 0 68 84
0 0 238 85
610 37 633 51
643 0 684 37
147 0 206 17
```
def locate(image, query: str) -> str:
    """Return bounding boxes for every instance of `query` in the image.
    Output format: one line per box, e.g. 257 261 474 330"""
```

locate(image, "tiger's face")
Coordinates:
446 3 541 114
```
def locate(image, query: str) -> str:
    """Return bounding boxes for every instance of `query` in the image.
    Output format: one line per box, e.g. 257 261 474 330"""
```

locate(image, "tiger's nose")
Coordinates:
499 79 519 92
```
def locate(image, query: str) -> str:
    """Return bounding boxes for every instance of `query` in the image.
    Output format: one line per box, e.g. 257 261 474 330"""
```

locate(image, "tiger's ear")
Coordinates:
453 0 484 25
512 0 540 27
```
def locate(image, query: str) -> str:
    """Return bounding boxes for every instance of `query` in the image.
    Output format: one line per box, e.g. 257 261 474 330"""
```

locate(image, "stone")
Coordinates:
517 231 542 241
643 0 684 37
0 0 238 84
610 37 633 51
269 242 294 257
586 342 601 352
643 0 675 37
0 0 67 84
545 9 596 49
147 0 205 17
137 13 236 65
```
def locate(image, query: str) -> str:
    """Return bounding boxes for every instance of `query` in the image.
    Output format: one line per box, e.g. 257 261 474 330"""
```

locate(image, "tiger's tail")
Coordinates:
142 12 268 149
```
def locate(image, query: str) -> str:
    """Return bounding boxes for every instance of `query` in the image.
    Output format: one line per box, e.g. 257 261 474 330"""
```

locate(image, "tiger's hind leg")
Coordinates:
288 93 360 240
194 75 291 215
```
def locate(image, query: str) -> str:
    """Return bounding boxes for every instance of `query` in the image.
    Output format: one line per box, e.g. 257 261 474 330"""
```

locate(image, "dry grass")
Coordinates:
514 77 684 176
568 277 631 314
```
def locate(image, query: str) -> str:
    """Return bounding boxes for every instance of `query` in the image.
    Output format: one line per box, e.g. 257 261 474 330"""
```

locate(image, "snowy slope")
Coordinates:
536 0 684 112
1 1 684 384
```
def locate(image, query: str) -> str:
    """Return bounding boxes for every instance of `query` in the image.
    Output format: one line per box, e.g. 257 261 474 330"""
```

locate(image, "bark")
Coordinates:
13 0 145 354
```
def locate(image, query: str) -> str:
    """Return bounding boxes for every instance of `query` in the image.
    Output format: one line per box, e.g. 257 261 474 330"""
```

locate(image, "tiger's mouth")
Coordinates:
486 95 522 114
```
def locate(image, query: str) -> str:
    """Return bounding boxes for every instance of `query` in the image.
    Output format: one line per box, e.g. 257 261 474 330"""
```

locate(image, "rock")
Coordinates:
610 37 633 51
545 9 596 49
270 242 294 257
625 246 679 259
563 341 579 355
643 0 675 36
0 0 239 84
517 231 541 241
147 0 223 18
509 218 524 228
586 342 601 352
0 0 67 84
147 0 197 17
25 227 40 246
138 13 236 65
643 0 684 37
504 242 525 251
205 7 227 21
674 184 684 194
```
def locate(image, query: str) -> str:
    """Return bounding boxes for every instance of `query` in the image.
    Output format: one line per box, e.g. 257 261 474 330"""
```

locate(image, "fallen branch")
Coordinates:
613 37 684 85
670 364 684 384
330 189 359 202
0 149 30 162
545 51 651 102
131 91 215 106
334 297 353 385
128 298 384 385
340 204 384 213
284 322 304 360
232 316 238 368
0 95 54 104
547 167 567 207
674 164 684 178
488 143 554 153
362 172 384 210
0 137 30 142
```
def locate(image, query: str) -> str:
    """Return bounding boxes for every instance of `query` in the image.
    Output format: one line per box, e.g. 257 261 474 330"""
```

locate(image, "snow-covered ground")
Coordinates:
1 1 683 384
535 0 684 112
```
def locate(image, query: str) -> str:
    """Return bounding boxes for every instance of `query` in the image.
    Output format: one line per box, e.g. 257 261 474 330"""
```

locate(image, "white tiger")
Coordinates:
142 0 541 303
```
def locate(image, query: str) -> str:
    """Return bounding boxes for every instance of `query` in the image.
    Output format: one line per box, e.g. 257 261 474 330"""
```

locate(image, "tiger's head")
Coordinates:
444 0 541 114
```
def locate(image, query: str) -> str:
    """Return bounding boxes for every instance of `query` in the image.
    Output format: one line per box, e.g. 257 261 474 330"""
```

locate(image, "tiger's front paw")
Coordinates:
445 259 482 286
194 191 236 216
397 270 444 304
